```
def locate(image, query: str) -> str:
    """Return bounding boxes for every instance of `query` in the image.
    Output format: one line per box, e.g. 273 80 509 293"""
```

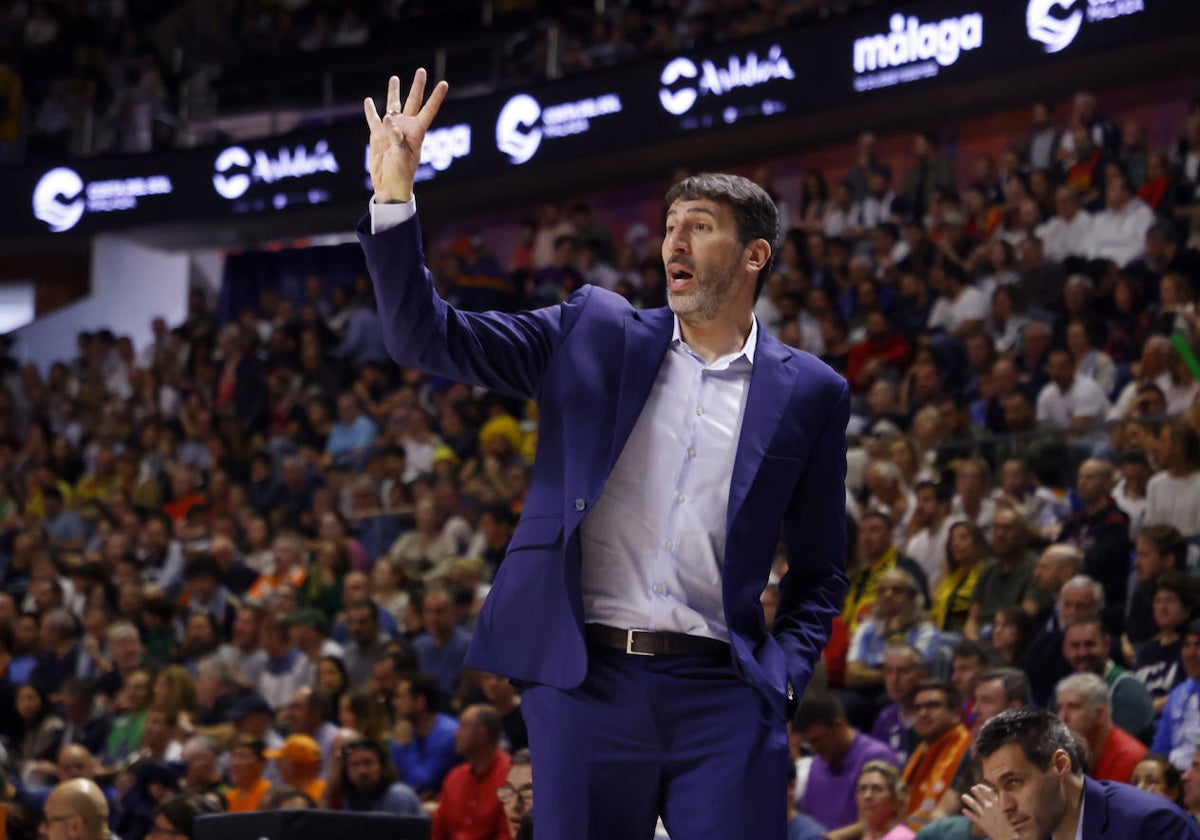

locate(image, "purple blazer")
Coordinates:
358 213 849 721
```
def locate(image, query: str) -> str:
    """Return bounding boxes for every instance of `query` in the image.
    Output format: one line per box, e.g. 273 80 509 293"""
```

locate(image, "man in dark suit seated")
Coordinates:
962 706 1200 837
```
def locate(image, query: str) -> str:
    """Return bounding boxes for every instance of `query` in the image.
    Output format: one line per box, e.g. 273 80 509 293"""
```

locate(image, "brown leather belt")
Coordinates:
586 624 731 660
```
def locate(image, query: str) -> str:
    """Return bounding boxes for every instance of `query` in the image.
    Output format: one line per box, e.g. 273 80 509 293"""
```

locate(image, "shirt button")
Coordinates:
677 494 685 504
696 407 704 416
687 448 696 459
656 624 664 630
574 498 586 511
655 585 665 594
664 539 673 550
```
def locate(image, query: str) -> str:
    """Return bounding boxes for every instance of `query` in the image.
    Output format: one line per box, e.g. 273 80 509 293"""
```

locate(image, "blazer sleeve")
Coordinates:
357 213 589 400
773 378 851 703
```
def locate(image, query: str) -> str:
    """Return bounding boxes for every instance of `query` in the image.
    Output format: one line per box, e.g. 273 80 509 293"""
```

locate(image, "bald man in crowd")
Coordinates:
43 778 111 840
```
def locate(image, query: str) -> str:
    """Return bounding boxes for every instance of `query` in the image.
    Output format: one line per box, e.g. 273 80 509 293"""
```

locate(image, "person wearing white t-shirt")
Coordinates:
927 263 988 337
902 480 961 590
1035 186 1093 263
1084 174 1157 268
1145 420 1200 542
1035 347 1111 433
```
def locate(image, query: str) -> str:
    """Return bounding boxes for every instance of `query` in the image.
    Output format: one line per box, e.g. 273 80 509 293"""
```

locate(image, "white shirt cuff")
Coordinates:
369 196 417 234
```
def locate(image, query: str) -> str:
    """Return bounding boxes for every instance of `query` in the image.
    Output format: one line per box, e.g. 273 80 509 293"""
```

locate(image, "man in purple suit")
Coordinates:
359 70 849 838
963 706 1200 838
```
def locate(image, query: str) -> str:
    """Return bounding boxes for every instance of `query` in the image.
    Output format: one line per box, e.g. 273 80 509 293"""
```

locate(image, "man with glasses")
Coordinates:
792 693 898 836
42 778 111 840
871 643 931 766
497 749 533 840
901 680 971 831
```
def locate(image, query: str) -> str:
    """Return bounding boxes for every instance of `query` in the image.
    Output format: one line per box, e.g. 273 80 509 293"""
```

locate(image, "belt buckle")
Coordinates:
625 629 655 656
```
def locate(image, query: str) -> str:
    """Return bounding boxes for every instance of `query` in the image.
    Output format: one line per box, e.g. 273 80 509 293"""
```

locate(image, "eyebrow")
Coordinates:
665 206 719 221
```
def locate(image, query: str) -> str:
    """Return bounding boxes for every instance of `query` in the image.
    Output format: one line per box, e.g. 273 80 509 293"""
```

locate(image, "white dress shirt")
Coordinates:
1084 198 1156 267
580 317 756 642
371 197 750 641
1035 211 1093 263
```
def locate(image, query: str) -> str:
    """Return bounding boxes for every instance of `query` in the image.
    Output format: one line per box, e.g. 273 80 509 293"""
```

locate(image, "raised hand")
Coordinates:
363 69 449 204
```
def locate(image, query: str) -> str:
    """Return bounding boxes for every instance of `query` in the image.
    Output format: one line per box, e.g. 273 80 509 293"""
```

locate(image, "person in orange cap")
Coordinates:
265 733 326 805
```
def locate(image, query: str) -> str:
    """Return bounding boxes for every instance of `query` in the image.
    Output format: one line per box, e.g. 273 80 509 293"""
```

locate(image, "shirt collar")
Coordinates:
670 313 758 367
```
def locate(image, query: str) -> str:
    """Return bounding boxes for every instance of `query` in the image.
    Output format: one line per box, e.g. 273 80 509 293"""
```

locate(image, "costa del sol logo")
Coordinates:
1026 0 1084 52
1027 0 1145 54
33 167 86 233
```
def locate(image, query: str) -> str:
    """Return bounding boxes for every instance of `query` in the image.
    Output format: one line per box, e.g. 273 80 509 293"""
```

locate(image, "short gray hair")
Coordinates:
1060 573 1105 610
1055 672 1109 710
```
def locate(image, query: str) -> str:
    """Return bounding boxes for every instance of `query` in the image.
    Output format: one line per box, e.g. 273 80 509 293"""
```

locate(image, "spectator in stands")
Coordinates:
845 566 938 726
413 586 471 698
989 606 1037 669
1037 186 1093 264
213 605 266 691
479 672 527 753
901 133 957 225
901 680 971 831
1061 615 1155 743
390 673 459 798
1085 171 1157 268
92 621 146 703
151 794 220 838
432 704 510 839
498 748 533 840
950 458 995 541
1152 617 1200 770
1146 420 1200 543
342 600 389 690
1126 524 1190 652
1026 568 1099 708
794 693 898 836
844 760 915 840
258 613 307 711
265 734 325 805
31 607 91 695
1035 347 1111 437
225 736 272 812
57 677 111 757
1134 570 1196 714
964 507 1041 640
341 738 425 817
930 521 987 635
41 778 113 840
1057 459 1133 612
179 736 227 801
904 480 958 591
1131 752 1183 804
1056 672 1147 783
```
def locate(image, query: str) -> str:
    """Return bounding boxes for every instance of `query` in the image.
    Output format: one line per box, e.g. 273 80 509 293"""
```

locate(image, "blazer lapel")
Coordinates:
1080 776 1106 837
608 307 674 475
726 335 793 530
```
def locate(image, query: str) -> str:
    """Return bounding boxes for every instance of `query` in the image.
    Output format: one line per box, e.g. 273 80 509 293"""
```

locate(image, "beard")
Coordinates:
666 252 739 324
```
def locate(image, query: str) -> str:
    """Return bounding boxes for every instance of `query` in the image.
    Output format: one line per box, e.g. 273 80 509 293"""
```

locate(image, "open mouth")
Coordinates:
667 264 695 291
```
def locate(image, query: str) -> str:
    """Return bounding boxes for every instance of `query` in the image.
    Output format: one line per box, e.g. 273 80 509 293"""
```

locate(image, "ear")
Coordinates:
744 239 771 273
1053 748 1073 778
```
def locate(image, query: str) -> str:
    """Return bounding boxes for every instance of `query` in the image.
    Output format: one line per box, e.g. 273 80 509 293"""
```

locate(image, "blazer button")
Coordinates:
574 498 587 511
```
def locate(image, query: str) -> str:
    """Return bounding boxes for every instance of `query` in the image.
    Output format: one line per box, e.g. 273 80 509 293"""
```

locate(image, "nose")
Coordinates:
665 226 689 254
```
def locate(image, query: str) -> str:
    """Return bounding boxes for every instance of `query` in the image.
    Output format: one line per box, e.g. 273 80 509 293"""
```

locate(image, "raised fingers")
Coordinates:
417 80 449 129
363 97 382 130
403 68 426 117
388 75 402 114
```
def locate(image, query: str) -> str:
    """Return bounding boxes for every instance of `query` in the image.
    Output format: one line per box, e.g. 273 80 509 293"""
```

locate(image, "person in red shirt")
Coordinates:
845 310 911 394
431 704 511 840
1056 672 1147 783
